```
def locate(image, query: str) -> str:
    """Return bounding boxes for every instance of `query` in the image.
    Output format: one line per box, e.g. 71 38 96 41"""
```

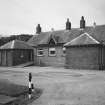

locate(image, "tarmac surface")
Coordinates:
0 66 105 105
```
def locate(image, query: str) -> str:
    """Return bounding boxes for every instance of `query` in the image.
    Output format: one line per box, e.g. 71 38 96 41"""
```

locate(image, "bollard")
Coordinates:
28 72 32 99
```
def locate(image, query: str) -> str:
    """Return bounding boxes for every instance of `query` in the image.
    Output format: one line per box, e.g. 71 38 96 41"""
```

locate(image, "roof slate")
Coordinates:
27 25 105 46
0 40 33 49
64 33 100 46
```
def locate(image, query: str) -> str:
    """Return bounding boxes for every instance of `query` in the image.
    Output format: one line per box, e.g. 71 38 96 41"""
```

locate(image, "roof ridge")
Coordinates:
0 39 33 49
64 32 100 46
34 25 105 35
84 33 99 44
11 40 15 49
28 24 105 46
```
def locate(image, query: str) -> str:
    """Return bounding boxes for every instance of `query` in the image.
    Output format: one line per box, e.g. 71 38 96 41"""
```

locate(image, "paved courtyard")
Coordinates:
0 67 105 105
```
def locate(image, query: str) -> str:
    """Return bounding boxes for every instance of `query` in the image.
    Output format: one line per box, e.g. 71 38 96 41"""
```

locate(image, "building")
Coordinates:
28 18 75 67
28 16 105 70
0 40 34 66
64 32 105 70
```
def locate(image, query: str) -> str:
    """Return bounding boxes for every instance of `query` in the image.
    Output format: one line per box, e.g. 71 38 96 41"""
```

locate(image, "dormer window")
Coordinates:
48 35 57 45
37 48 44 56
49 38 56 45
49 48 56 56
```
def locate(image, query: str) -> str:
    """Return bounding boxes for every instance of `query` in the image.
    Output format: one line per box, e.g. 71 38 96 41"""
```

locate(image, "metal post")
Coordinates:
28 72 32 99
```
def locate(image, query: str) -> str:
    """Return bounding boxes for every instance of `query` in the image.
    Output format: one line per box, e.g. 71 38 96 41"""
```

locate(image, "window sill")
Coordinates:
37 55 44 57
48 54 56 57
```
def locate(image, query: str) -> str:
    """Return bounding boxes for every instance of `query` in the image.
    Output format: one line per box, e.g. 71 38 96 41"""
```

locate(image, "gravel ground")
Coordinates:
0 66 105 105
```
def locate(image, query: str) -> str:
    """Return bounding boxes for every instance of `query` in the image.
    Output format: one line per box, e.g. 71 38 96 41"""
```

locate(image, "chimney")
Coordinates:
36 24 41 34
66 18 71 30
93 22 96 28
51 28 54 32
80 16 86 29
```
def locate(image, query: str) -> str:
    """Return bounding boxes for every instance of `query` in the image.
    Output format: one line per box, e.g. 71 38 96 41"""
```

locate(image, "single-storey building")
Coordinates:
27 16 105 70
0 40 34 66
64 32 105 70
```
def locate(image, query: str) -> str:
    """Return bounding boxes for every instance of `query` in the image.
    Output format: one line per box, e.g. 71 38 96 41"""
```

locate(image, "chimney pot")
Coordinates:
36 24 41 34
80 16 86 29
93 22 96 28
66 18 71 30
51 28 54 31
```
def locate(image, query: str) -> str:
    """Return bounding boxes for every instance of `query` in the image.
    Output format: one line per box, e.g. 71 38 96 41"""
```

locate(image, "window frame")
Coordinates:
37 48 44 56
48 47 56 56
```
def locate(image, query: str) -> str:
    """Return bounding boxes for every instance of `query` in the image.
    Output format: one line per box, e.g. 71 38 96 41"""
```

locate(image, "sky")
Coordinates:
0 0 105 36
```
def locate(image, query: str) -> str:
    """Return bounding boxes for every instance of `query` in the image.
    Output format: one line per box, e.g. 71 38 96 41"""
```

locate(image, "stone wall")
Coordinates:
34 46 65 67
65 46 100 70
0 50 12 66
13 49 33 66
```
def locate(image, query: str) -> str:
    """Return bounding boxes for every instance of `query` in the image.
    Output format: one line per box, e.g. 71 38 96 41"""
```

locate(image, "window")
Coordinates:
49 38 56 45
37 49 44 56
62 47 66 56
49 48 56 56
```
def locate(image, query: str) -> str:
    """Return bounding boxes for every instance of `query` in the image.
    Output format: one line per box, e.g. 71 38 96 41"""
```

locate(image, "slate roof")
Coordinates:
0 40 33 49
0 95 16 104
27 29 81 46
27 25 105 47
64 32 100 46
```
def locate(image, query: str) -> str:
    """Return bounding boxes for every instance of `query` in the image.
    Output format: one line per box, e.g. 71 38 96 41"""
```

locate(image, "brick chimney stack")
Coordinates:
66 18 71 30
36 24 41 34
80 16 86 29
93 22 96 28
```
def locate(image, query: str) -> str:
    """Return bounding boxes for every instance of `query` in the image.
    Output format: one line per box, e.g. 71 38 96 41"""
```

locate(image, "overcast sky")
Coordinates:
0 0 105 35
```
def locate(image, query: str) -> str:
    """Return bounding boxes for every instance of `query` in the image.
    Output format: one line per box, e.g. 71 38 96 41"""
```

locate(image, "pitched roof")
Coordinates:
64 32 100 46
28 29 82 46
27 25 105 46
0 40 33 49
